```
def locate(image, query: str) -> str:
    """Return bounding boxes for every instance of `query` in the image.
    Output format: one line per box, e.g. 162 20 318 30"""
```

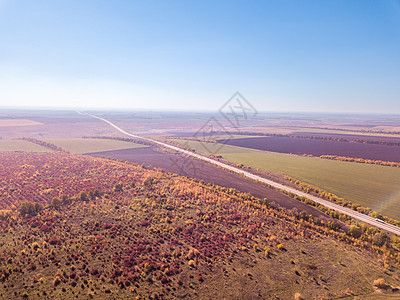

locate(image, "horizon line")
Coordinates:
1 105 400 116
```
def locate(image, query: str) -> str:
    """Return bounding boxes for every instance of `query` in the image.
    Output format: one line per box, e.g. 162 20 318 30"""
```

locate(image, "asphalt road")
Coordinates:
86 113 400 236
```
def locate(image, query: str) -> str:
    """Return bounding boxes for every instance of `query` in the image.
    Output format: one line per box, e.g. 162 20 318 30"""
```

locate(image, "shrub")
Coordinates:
48 237 62 245
373 233 389 247
188 260 196 267
143 177 155 187
19 201 42 217
160 277 169 284
0 210 12 221
53 276 61 286
347 225 363 238
79 191 88 201
51 197 62 209
114 183 123 192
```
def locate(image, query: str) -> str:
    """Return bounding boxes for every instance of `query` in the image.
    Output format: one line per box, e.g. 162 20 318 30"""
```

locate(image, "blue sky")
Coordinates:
0 0 399 113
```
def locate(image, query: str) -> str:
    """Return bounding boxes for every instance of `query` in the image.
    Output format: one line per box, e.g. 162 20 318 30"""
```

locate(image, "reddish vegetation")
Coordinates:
0 152 150 209
221 136 400 162
86 147 324 216
1 152 400 298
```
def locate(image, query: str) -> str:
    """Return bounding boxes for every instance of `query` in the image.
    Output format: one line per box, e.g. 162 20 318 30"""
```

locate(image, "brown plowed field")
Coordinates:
86 147 326 217
221 136 400 162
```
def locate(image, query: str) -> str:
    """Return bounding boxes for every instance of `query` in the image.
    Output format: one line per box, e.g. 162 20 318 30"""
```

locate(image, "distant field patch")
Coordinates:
220 136 400 162
45 138 147 154
174 139 400 220
248 126 400 138
0 119 43 127
0 140 52 152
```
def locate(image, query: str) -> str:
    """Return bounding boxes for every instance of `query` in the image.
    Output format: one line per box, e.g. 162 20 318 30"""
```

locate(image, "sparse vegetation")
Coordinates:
1 152 400 298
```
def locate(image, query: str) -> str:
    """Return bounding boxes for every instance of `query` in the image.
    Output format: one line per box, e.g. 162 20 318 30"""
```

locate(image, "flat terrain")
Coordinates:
45 138 147 154
0 140 52 152
174 139 400 220
87 147 324 217
0 119 43 127
1 152 400 299
293 132 400 143
0 110 116 139
221 136 400 162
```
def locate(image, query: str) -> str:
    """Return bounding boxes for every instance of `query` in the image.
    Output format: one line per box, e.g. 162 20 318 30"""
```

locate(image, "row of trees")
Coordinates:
20 138 68 152
354 139 400 147
83 136 154 146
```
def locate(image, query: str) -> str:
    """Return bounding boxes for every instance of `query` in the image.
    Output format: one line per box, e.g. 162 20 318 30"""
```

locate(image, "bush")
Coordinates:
160 277 169 284
79 191 88 201
347 225 362 238
113 183 123 192
53 276 61 286
51 197 62 209
19 201 42 217
373 233 389 247
143 177 155 187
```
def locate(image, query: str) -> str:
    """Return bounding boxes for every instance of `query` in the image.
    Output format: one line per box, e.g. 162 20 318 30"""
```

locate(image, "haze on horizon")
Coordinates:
0 0 400 114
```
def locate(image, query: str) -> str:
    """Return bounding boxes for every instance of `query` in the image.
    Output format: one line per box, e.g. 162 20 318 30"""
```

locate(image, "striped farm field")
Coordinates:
0 140 52 152
173 139 400 220
45 138 147 154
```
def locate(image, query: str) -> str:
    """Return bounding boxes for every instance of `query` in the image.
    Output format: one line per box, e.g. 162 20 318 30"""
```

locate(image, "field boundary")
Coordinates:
20 138 69 153
84 112 400 235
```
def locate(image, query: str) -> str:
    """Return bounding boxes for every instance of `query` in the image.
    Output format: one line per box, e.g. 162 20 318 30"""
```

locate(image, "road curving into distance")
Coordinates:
85 112 400 236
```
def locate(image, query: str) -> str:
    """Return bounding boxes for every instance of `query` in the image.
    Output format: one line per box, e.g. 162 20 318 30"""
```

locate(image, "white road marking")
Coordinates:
85 112 400 235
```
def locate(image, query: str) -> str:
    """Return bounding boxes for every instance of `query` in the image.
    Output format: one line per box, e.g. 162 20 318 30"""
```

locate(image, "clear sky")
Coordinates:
0 0 399 113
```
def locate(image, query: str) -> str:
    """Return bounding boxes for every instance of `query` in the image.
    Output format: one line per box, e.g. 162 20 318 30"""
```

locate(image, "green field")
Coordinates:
0 140 52 152
45 138 147 154
174 139 400 220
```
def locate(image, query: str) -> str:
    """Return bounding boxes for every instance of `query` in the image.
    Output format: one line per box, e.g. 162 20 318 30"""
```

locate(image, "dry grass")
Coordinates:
0 119 43 127
0 140 52 152
45 138 147 154
1 152 400 299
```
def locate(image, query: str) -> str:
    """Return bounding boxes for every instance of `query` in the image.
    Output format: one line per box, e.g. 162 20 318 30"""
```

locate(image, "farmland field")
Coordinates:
173 139 400 220
293 132 400 143
236 126 400 138
1 152 400 299
87 147 324 216
0 140 52 152
219 136 400 162
45 138 147 154
0 119 43 127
